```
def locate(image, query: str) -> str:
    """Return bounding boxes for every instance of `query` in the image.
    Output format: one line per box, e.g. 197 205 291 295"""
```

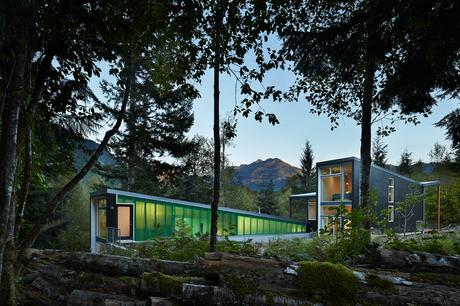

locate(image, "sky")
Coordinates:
189 68 459 168
90 44 459 169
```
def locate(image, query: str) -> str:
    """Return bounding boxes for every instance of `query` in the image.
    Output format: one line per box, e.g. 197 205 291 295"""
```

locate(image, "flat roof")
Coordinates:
289 192 317 199
91 188 303 223
420 180 441 187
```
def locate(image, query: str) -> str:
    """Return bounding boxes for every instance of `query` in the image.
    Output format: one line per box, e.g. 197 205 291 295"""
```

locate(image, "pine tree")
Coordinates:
256 179 280 215
300 140 315 191
398 149 413 175
372 135 388 167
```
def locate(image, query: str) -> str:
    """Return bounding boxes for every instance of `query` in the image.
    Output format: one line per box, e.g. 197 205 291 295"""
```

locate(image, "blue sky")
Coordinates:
190 68 459 168
90 51 459 169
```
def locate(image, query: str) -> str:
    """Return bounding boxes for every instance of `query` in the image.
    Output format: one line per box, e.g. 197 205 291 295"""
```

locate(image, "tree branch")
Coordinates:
19 48 135 253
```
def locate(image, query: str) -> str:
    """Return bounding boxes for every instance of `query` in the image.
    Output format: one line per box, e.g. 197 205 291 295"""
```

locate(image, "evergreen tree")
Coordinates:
98 77 196 194
256 179 280 215
428 142 451 164
372 135 388 167
276 0 435 233
300 140 315 191
398 149 413 175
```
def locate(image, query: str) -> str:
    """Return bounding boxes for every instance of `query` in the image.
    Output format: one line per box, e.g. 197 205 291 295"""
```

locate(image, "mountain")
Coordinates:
74 139 117 171
234 158 301 191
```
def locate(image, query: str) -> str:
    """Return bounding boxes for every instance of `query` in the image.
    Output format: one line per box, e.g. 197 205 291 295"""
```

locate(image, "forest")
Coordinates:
1 1 460 305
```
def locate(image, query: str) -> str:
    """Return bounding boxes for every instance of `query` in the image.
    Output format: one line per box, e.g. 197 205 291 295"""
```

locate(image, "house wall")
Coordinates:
90 191 306 245
368 165 424 233
315 158 424 234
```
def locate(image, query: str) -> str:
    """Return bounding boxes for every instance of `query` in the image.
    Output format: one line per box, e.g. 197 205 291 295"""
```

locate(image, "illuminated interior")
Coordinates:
117 206 131 237
319 162 353 230
113 194 305 241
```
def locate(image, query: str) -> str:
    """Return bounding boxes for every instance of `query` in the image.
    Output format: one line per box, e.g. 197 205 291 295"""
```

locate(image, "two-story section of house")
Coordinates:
289 157 440 233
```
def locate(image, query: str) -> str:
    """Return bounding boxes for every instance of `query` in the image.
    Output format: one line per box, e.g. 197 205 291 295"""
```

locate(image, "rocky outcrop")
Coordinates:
19 249 460 306
376 248 460 273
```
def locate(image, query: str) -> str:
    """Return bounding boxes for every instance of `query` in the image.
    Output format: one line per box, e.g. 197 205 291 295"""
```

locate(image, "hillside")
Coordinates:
234 158 301 191
74 139 117 171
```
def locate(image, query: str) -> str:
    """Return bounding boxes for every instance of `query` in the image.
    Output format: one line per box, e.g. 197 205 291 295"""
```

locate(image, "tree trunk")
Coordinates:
1 196 17 306
19 49 135 254
210 0 223 252
359 1 377 234
0 50 26 281
15 126 32 238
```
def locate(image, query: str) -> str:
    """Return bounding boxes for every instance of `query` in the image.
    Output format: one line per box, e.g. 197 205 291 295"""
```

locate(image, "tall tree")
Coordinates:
398 149 413 175
209 0 224 252
0 1 202 301
256 179 279 215
274 0 436 236
428 142 450 164
299 140 315 191
372 135 388 167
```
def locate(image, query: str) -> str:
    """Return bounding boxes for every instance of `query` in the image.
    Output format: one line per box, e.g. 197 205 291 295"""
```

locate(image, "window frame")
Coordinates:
95 198 107 240
388 178 395 203
388 204 394 223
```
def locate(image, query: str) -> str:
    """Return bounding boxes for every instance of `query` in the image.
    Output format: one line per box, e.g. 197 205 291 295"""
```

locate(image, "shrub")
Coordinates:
264 238 314 261
385 232 460 255
295 261 359 305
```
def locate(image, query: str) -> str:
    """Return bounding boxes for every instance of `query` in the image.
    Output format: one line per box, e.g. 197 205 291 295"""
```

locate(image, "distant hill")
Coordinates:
234 158 301 191
74 139 117 171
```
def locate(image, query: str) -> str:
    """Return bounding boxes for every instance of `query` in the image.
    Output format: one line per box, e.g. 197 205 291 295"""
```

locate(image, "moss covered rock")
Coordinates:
223 273 257 301
295 261 359 305
140 271 189 297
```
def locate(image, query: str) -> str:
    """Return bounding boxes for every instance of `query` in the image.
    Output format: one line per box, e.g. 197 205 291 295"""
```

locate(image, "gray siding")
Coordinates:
368 165 423 232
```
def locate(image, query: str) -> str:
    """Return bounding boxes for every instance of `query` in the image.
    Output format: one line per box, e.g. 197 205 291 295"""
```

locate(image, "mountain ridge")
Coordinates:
233 158 301 191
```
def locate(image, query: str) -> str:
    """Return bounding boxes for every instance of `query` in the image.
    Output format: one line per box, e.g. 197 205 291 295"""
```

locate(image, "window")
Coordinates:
320 163 352 202
321 176 341 201
308 201 317 221
388 205 394 222
320 164 341 175
343 163 353 201
388 178 394 203
96 198 107 239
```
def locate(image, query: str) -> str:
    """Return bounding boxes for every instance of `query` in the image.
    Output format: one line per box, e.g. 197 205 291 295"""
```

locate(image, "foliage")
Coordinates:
299 140 315 192
395 185 424 235
220 168 258 212
436 108 460 172
295 261 359 306
256 179 280 215
398 149 413 175
105 227 259 261
428 142 451 165
372 135 388 167
385 232 460 255
425 178 460 226
263 238 316 261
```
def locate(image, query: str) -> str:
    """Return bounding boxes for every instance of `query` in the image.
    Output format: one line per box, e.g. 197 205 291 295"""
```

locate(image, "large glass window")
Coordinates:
145 202 155 239
135 201 146 241
237 216 244 235
96 198 107 239
320 163 353 202
343 163 353 201
321 176 341 201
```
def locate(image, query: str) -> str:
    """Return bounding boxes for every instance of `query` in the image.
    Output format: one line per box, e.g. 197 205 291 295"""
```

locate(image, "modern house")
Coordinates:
288 157 441 234
90 188 306 253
